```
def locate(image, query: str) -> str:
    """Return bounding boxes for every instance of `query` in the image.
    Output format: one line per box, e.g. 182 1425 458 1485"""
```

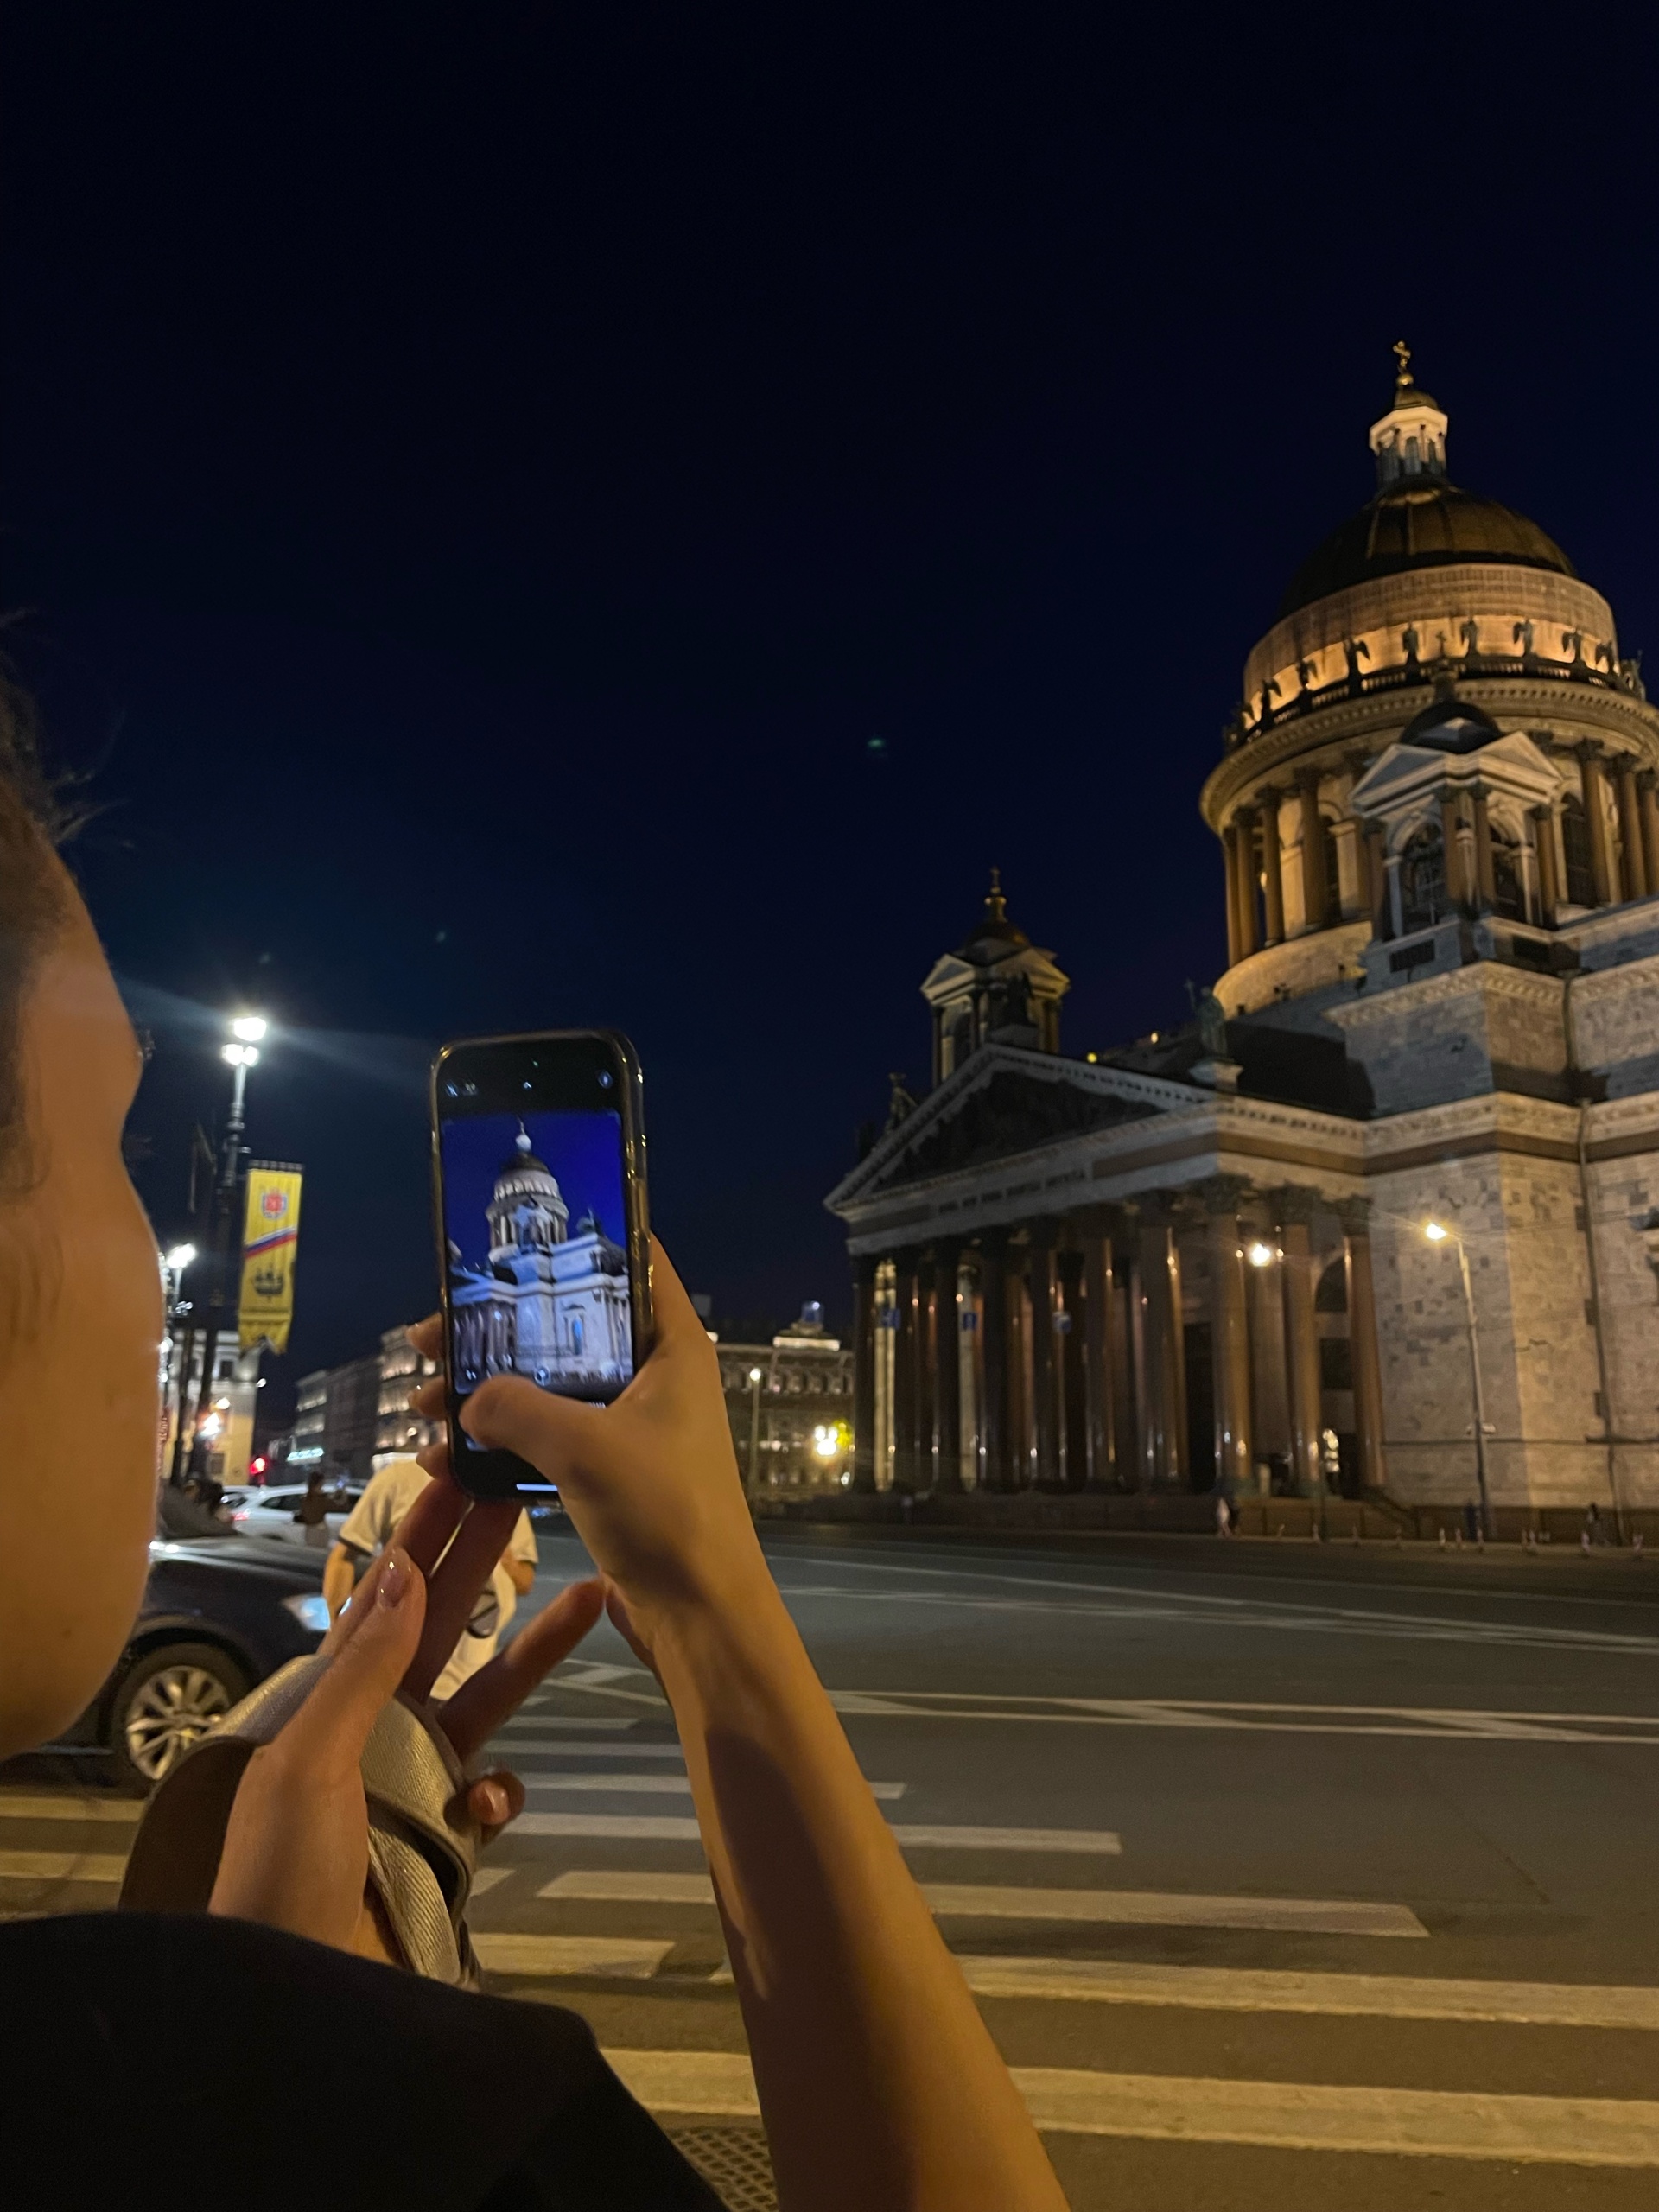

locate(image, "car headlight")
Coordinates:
283 1592 332 1636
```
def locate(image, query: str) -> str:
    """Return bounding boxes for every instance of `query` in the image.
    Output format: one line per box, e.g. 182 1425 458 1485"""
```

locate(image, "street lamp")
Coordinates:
173 1011 270 1482
1246 1240 1276 1268
747 1366 764 1495
1425 1218 1492 1540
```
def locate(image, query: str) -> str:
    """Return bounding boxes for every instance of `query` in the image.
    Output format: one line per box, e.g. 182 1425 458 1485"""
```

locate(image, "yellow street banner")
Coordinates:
238 1163 303 1351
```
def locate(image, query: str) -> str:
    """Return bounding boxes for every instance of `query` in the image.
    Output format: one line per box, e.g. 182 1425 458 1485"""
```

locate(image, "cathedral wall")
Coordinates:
1582 1110 1659 1508
1368 1146 1607 1509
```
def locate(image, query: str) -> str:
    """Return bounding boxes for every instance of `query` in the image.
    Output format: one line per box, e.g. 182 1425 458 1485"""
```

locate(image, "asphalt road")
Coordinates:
8 1526 1659 2207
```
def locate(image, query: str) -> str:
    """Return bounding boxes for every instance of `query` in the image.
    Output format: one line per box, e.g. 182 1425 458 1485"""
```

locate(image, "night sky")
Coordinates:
9 10 1659 1422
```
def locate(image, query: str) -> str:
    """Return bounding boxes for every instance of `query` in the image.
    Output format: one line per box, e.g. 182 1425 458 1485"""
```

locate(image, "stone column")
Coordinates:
1058 1245 1086 1489
1532 804 1561 920
1580 748 1618 907
1383 846 1404 939
1299 775 1327 932
1471 783 1496 910
1259 789 1286 945
1339 1199 1386 1497
1277 1191 1324 1497
1200 1177 1253 1496
932 1240 963 1492
1078 1208 1117 1491
1233 807 1261 957
1440 790 1466 906
851 1254 878 1492
916 1251 938 1492
1222 823 1243 968
891 1250 919 1492
1007 1243 1032 1488
1027 1223 1061 1489
977 1231 1010 1491
1136 1208 1185 1487
1638 771 1659 897
1618 758 1649 901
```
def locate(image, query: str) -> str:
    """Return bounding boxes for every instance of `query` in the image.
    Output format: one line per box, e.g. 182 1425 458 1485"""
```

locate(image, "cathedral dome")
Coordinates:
1276 479 1574 621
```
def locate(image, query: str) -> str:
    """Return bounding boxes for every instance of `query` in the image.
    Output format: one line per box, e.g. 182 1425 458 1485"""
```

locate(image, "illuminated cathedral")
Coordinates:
830 353 1659 1533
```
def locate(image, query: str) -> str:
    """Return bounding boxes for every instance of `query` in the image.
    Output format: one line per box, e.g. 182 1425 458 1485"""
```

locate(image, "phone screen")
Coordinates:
433 1032 647 1495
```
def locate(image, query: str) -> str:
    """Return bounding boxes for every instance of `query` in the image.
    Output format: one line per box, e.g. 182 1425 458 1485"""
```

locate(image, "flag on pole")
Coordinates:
238 1162 303 1351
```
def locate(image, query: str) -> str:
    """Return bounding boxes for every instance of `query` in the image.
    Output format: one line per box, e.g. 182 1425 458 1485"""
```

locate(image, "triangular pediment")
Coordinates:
826 1046 1188 1211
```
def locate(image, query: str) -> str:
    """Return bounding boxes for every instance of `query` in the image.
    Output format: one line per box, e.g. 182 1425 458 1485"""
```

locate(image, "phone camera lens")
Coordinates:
597 1070 613 1090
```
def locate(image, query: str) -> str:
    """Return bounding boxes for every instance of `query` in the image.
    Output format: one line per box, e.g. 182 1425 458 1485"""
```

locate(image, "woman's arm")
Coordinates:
450 1245 1067 2212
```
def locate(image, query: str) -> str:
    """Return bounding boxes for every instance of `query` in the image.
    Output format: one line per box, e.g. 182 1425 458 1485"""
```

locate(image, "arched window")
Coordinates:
571 1313 585 1357
1561 795 1595 906
1399 823 1447 931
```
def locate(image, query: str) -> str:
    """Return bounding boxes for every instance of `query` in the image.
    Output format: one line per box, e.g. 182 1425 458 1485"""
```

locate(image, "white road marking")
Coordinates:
892 1825 1119 1853
0 1850 126 1883
0 1795 142 1822
536 1870 1411 1936
925 1884 1423 1935
772 1567 1659 1655
491 1739 682 1757
516 1815 1104 1848
475 1933 673 1978
495 1716 639 1734
515 1814 703 1840
522 1774 906 1801
601 2048 1659 2164
829 1690 1659 1745
542 1871 715 1904
951 1956 1659 2027
471 1867 512 1896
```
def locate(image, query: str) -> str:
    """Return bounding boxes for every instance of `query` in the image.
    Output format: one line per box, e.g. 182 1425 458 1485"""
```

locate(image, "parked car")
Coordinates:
228 1481 363 1547
51 1526 331 1789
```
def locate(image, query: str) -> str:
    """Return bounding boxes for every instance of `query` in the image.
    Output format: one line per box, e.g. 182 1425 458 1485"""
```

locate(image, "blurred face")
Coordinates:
0 872 162 1757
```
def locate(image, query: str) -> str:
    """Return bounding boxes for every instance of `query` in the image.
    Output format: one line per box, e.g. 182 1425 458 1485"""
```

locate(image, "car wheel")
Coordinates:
109 1643 250 1791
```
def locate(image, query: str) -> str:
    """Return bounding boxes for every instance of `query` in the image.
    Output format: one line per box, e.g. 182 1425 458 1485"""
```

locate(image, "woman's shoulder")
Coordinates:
2 1914 718 2209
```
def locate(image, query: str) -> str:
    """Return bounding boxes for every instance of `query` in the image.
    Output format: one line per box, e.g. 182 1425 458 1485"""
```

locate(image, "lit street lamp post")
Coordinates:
1426 1219 1493 1541
173 1014 267 1482
747 1364 764 1495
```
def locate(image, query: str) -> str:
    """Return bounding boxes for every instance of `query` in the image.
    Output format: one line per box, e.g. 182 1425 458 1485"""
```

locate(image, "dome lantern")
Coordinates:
1368 341 1449 487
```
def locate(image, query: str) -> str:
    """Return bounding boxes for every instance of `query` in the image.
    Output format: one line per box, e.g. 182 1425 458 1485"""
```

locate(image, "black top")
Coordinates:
0 1915 721 2212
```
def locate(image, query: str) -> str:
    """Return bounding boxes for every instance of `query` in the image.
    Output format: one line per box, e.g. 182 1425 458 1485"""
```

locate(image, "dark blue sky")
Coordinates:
9 8 1659 1411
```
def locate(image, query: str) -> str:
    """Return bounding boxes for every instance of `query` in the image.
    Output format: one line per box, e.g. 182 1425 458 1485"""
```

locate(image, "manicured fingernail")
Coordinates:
478 1780 510 1824
378 1547 413 1609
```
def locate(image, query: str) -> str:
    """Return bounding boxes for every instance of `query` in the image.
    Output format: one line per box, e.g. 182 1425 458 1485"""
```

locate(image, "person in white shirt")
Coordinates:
322 1456 537 1699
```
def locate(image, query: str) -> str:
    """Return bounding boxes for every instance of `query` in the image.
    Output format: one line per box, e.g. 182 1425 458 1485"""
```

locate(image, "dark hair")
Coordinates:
0 670 74 1188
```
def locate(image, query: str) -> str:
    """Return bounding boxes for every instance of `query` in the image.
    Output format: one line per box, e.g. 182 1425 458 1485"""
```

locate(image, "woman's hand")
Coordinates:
406 1238 773 1662
209 1470 604 1961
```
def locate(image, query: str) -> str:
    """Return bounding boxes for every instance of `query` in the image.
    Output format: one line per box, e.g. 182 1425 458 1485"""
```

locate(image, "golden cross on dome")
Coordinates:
1392 338 1413 391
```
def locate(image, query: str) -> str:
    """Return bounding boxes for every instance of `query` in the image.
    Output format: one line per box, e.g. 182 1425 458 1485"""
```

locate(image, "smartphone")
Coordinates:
430 1028 652 1501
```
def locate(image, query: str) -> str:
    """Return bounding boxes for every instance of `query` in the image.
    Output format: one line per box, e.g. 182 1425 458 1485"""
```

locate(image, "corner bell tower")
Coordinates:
919 871 1070 1084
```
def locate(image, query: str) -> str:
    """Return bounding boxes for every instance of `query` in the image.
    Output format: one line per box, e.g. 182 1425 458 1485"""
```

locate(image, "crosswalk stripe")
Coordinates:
492 1742 683 1758
951 1956 1659 2027
515 1814 704 1840
474 1934 673 1978
543 1871 715 1903
495 1717 639 1733
893 1826 1120 1854
0 1796 141 1823
471 1867 512 1896
522 1775 906 1801
600 2049 1659 2164
536 1870 1413 1937
0 1850 127 1883
514 1816 1116 1850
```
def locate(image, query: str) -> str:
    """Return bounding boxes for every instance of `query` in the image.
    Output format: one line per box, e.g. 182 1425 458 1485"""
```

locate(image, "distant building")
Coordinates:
715 1303 854 1491
164 1332 263 1483
376 1325 442 1471
289 1350 381 1481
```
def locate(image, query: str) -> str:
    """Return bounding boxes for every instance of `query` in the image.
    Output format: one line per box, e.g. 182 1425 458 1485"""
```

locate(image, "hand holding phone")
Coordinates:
431 1030 652 1502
